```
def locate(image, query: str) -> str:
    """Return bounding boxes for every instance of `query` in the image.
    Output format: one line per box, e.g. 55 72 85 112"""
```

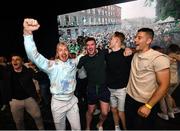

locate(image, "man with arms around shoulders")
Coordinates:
106 31 133 130
125 28 170 129
77 37 110 130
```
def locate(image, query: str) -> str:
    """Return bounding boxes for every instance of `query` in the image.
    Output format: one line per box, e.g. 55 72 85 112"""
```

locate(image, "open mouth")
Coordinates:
88 48 94 52
13 63 18 66
61 54 68 61
62 54 67 57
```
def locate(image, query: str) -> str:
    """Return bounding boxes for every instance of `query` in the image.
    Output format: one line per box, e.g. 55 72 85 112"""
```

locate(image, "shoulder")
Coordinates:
152 50 169 62
151 51 170 71
80 55 88 61
23 66 34 73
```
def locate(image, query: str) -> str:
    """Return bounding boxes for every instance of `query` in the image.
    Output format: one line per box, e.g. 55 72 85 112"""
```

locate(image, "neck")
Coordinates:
112 46 121 52
139 47 151 53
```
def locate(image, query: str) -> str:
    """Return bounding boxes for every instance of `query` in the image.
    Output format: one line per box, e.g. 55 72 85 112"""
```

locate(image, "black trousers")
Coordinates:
125 94 159 130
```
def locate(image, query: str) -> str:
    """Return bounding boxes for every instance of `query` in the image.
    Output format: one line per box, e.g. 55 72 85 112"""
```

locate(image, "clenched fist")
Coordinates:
23 18 40 35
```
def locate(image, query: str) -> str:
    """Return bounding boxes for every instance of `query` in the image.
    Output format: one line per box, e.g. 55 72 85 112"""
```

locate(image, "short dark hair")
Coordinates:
85 37 96 45
167 44 180 54
10 53 23 59
10 53 28 62
138 28 154 39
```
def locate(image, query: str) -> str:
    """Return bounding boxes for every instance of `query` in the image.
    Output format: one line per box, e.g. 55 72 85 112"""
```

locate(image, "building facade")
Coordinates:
57 5 121 39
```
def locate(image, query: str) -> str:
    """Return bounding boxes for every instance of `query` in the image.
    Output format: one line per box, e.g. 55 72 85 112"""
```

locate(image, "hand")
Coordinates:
108 48 112 53
137 105 151 118
124 47 133 56
82 48 87 55
23 18 40 35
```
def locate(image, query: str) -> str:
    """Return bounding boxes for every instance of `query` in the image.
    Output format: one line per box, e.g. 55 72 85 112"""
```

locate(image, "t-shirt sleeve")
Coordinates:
153 55 170 72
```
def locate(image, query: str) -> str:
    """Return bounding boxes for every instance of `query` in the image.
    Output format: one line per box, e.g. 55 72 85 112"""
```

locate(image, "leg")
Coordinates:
51 97 67 130
86 86 98 130
125 94 158 129
109 89 120 129
86 104 96 130
9 99 25 130
159 97 168 114
40 83 50 106
116 88 127 130
25 97 44 130
97 85 110 129
97 101 110 128
165 94 175 118
171 97 176 108
119 111 126 130
66 103 81 130
157 96 170 120
111 107 119 127
125 94 139 129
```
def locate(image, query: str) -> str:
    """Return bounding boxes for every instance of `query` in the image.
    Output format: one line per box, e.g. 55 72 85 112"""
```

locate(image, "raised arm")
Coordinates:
23 18 40 35
23 18 53 74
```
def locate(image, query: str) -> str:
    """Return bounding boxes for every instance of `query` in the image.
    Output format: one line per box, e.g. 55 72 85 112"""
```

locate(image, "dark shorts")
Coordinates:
87 84 110 105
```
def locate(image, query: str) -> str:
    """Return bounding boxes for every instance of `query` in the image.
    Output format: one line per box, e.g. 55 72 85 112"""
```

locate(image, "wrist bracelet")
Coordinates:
145 103 152 109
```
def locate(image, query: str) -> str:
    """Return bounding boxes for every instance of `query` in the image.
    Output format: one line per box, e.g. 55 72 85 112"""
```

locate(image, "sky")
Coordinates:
117 0 156 19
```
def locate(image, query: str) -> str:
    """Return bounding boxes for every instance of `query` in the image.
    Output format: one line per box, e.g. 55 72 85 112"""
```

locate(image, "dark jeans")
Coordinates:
125 94 159 130
40 83 51 105
75 77 88 102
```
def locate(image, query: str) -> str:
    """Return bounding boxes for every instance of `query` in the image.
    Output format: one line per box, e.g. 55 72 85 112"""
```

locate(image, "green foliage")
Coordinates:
175 0 180 3
145 0 180 20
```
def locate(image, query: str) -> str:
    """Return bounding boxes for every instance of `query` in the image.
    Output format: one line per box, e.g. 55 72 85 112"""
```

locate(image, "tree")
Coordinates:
145 0 180 20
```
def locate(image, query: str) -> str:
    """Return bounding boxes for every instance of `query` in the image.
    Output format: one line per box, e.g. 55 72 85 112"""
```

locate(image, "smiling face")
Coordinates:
11 56 23 71
56 42 69 62
134 32 152 53
86 39 97 57
134 28 154 53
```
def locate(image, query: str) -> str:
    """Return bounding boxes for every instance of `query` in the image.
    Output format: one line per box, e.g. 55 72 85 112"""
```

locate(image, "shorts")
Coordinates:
109 87 126 111
87 84 110 105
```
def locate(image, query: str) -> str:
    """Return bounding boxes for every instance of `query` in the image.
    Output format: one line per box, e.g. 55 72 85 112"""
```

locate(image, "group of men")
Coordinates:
1 18 170 130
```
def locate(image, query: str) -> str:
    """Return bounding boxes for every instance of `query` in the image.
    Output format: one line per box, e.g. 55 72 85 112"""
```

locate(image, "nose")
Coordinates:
134 37 137 43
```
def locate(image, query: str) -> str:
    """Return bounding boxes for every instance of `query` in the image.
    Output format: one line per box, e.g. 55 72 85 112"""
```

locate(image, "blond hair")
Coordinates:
55 42 69 59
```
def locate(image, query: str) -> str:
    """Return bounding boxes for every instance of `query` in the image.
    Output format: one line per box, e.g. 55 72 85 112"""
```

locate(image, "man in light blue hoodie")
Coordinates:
23 18 82 130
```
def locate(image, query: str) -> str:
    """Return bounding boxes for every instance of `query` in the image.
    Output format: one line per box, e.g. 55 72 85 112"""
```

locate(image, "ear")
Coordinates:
147 38 152 45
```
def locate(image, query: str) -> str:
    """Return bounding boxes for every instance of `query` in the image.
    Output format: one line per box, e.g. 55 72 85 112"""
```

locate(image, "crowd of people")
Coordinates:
0 18 180 130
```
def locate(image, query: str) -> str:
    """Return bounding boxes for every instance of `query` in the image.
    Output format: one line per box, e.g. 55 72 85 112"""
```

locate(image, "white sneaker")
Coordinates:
0 105 6 111
168 112 175 119
173 107 180 114
96 124 103 131
157 112 169 120
115 125 121 131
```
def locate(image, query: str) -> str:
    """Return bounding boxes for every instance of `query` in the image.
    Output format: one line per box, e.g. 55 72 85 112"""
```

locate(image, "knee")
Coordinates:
33 111 42 120
111 107 118 113
101 110 108 117
15 118 23 124
87 108 95 115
